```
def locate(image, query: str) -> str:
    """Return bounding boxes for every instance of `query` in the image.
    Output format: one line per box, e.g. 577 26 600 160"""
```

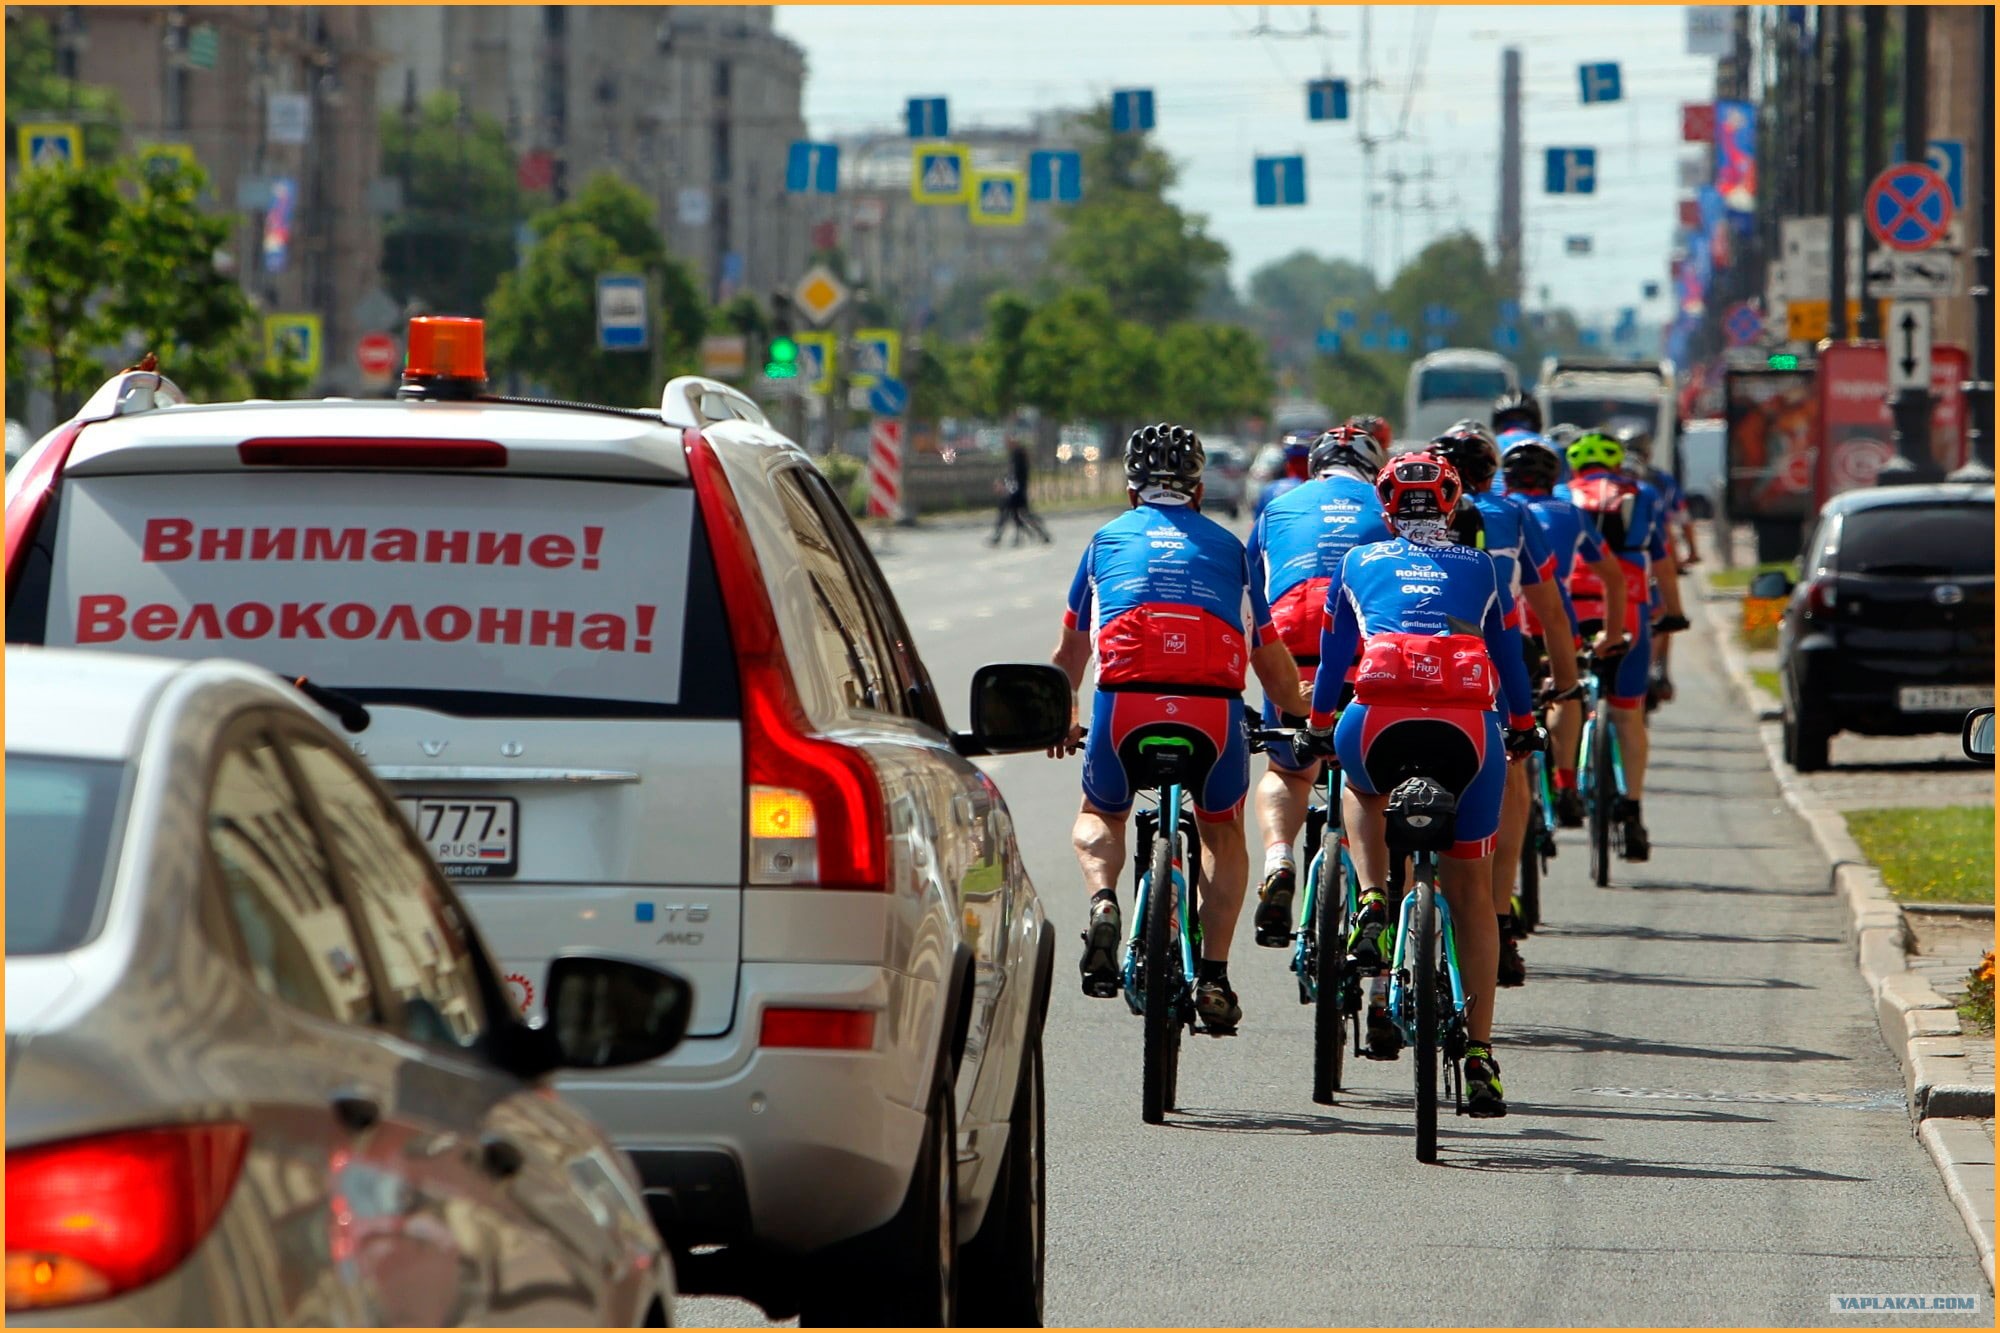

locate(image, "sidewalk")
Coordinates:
1695 531 1996 1287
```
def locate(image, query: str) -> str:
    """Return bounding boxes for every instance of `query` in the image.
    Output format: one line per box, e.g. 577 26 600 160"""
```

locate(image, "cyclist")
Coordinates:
1561 430 1688 860
1300 453 1541 1117
1344 414 1395 457
1253 431 1317 520
1492 390 1543 439
1615 424 1699 705
1244 426 1389 941
1501 435 1631 828
1050 423 1309 1032
1427 422 1579 987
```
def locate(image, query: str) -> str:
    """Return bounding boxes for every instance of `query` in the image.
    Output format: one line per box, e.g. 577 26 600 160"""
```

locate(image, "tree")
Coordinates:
380 91 527 319
4 161 124 414
1382 232 1504 360
1308 348 1403 426
980 292 1034 417
5 12 123 167
1158 322 1273 428
1248 250 1379 365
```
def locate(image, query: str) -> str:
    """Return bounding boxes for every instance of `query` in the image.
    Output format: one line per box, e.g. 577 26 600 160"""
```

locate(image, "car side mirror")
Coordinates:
1962 708 1995 764
953 663 1072 756
1748 569 1794 600
544 956 692 1069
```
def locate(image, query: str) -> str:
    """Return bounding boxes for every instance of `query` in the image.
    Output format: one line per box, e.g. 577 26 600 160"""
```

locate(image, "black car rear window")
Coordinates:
1839 503 1996 578
6 755 127 956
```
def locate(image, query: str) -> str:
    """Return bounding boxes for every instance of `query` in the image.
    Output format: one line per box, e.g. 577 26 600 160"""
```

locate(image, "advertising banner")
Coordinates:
1814 342 1970 506
1725 367 1817 523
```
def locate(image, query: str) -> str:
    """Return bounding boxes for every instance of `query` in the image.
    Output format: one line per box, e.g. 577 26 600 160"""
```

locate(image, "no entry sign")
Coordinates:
1864 162 1954 252
357 332 399 378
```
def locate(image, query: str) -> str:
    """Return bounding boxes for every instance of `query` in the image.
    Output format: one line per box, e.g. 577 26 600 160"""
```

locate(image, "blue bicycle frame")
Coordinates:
1385 865 1469 1045
1121 784 1197 1016
1291 767 1358 1001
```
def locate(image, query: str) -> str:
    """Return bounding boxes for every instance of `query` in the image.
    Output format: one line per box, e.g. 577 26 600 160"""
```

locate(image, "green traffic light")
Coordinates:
1767 353 1799 370
770 336 798 364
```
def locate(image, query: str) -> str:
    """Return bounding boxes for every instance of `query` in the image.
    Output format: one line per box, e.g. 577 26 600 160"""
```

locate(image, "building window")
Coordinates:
543 5 565 38
165 64 188 134
712 120 731 183
714 60 732 99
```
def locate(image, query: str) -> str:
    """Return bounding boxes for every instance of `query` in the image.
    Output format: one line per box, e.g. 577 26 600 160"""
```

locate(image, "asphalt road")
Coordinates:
684 506 1987 1327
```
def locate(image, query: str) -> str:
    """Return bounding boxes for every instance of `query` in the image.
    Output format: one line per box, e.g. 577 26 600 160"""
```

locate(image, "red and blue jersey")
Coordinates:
1064 503 1271 693
1246 472 1391 663
1309 537 1536 730
1509 487 1606 637
1467 490 1553 605
1560 470 1669 634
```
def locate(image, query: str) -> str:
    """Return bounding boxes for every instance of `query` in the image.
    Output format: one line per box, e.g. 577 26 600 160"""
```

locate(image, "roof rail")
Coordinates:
72 368 189 423
662 375 771 431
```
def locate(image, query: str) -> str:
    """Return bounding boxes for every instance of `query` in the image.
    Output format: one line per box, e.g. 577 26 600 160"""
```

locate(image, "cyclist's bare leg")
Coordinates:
1197 812 1249 960
1071 803 1127 895
1552 697 1583 776
1491 762 1529 908
1254 762 1316 861
1610 705 1649 800
1341 785 1391 891
1439 854 1498 1044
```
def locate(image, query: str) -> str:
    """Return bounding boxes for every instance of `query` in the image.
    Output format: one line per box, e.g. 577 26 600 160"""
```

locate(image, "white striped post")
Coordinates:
867 416 905 524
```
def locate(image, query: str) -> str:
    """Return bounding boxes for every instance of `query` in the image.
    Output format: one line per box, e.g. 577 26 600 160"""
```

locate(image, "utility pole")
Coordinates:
1359 6 1377 278
1964 4 1996 470
1890 4 1935 471
1497 47 1522 302
1827 7 1849 342
1857 7 1886 340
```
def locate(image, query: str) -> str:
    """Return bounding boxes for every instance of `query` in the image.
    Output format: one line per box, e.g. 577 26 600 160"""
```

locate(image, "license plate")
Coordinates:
1897 685 1994 713
397 796 518 878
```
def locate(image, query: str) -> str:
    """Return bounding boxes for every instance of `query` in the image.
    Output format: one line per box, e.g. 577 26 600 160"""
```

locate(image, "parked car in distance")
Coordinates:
5 646 685 1326
1204 439 1249 517
1765 483 1995 771
4 332 1067 1327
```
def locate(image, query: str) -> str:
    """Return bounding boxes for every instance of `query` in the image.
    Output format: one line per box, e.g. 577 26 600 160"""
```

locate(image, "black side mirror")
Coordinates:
953 663 1072 756
1962 707 1995 764
544 956 692 1069
1748 569 1794 600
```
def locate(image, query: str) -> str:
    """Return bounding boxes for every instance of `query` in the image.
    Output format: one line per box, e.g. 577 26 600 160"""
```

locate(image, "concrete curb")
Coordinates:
1695 575 1995 1287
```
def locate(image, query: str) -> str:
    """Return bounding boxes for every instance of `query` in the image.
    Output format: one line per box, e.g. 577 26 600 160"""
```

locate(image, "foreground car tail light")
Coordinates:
760 1008 877 1050
1805 575 1838 619
5 1123 249 1311
686 431 888 890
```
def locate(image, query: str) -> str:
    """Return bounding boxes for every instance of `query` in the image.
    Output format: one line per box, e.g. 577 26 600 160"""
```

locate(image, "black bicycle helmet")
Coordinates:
1308 424 1386 478
1427 422 1502 490
1492 390 1543 435
1344 414 1394 451
1124 421 1206 496
1500 436 1563 491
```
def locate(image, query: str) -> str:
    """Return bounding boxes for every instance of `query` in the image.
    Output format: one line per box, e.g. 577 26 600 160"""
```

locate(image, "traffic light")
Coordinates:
1767 353 1799 370
765 291 797 379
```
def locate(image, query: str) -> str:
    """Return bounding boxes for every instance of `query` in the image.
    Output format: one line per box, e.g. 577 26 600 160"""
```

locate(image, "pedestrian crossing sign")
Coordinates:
911 144 969 204
795 331 836 395
969 169 1025 226
263 313 323 379
19 122 82 171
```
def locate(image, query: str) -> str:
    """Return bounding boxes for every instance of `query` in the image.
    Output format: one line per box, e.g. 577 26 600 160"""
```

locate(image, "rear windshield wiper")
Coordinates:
288 676 372 733
1849 561 1960 576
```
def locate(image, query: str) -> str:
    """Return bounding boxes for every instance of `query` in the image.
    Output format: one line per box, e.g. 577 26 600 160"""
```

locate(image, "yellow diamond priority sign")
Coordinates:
793 264 850 326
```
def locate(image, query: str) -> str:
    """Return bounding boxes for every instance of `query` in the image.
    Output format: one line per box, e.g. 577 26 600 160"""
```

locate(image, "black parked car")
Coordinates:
1765 483 1994 771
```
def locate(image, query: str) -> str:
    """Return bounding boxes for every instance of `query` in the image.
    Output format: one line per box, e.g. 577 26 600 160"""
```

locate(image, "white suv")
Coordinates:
5 334 1067 1326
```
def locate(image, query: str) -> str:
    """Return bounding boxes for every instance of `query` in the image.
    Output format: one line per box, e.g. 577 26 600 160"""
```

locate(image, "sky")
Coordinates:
773 4 1725 327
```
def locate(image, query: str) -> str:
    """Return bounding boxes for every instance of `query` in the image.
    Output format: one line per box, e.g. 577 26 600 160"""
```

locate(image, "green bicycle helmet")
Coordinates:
1566 429 1626 473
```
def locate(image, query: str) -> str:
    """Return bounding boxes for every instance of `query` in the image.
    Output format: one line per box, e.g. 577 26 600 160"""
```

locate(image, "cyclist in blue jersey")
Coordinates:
1561 431 1688 860
1244 425 1390 953
1501 435 1631 829
1616 424 1699 705
1253 431 1316 519
1299 453 1541 1117
1049 423 1309 1032
1427 423 1579 987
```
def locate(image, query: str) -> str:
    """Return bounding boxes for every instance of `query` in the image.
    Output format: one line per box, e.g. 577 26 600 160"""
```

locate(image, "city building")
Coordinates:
370 5 808 304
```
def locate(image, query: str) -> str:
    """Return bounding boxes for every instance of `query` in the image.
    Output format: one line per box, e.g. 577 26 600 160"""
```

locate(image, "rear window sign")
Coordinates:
46 473 692 706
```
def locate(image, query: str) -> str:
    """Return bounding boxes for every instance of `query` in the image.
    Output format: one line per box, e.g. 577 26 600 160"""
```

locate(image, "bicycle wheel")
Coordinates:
1311 850 1347 1103
1141 823 1182 1126
1590 702 1614 888
1410 858 1440 1163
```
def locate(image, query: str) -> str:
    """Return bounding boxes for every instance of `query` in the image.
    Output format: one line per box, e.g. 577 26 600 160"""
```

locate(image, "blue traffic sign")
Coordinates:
905 97 948 139
1028 150 1082 202
1580 328 1602 348
786 141 839 194
1545 147 1598 194
1307 78 1349 122
1316 329 1342 354
1254 155 1306 207
1110 88 1156 133
1723 302 1762 347
1498 299 1521 325
868 377 909 417
1578 62 1622 104
1865 161 1954 252
1926 139 1965 209
596 273 649 352
1493 325 1521 351
1422 304 1459 329
1423 333 1445 352
1387 328 1412 351
1360 331 1381 351
1335 308 1358 331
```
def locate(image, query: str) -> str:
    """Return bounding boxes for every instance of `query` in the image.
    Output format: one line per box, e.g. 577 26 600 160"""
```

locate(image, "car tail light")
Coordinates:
1805 575 1839 619
685 430 888 890
760 1008 877 1050
5 1123 249 1311
237 437 507 468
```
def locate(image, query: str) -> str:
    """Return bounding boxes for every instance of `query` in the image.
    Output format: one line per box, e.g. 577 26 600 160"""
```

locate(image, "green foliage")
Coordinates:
108 160 261 400
1308 348 1404 425
5 13 124 165
712 293 767 338
1248 250 1379 367
380 92 526 319
1845 806 1995 905
981 292 1034 417
1158 322 1272 427
5 161 125 412
486 175 707 404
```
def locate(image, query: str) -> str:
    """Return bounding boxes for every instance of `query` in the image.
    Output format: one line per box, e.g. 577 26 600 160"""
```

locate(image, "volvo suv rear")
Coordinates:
5 327 1066 1325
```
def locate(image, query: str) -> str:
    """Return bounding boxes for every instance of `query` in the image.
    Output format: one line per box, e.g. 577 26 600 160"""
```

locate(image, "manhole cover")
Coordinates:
1579 1086 1907 1112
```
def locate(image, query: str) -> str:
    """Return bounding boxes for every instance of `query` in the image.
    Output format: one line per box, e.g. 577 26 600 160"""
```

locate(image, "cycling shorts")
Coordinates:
1083 690 1249 822
1261 667 1354 773
1334 704 1506 858
1578 618 1653 709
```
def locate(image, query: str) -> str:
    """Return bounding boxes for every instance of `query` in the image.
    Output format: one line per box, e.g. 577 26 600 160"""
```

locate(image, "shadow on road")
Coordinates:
1505 1100 1772 1126
1529 962 1812 990
1506 1022 1847 1064
1438 1146 1870 1182
1161 1106 1595 1144
1613 879 1830 898
1538 921 1841 947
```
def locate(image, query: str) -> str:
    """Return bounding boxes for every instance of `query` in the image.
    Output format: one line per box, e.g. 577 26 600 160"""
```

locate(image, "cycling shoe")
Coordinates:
1078 894 1121 998
1253 864 1296 948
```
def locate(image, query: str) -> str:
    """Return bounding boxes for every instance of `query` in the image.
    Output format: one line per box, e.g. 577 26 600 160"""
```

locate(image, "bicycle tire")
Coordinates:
1141 824 1181 1125
1518 815 1541 932
1411 858 1440 1163
1590 702 1614 888
1311 850 1347 1103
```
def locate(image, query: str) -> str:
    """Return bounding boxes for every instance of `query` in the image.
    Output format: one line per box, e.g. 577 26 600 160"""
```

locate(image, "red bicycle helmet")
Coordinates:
1375 451 1463 521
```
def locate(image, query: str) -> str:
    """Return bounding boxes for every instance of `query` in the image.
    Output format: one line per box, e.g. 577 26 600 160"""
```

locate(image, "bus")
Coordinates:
1403 349 1519 444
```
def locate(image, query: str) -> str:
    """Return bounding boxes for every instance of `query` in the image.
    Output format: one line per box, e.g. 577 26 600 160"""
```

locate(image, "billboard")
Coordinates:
1724 367 1817 523
1814 342 1971 507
